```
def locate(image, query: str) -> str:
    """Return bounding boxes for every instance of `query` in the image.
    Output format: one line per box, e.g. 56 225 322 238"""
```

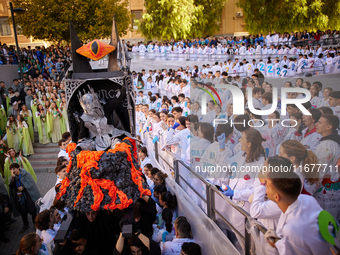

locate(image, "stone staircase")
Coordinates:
29 133 59 172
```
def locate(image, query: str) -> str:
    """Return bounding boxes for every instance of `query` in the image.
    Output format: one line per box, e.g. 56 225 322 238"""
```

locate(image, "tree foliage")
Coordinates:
11 0 132 42
136 0 225 40
237 0 340 34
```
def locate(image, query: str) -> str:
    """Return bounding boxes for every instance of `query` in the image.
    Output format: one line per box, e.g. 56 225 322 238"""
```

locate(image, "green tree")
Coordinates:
11 0 132 42
237 0 340 34
136 0 225 40
194 0 225 36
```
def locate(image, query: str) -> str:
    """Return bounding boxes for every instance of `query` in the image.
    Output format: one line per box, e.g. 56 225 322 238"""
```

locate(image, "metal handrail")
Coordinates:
147 133 269 255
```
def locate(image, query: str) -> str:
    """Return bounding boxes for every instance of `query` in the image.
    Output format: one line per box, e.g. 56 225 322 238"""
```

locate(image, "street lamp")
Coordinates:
9 2 25 82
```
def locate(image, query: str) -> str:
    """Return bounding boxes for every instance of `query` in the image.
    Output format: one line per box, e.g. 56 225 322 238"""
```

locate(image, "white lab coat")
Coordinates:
315 137 340 220
140 156 151 171
275 195 332 255
300 127 322 152
275 127 302 154
250 185 281 255
190 138 212 170
221 151 264 236
165 128 190 161
331 105 340 120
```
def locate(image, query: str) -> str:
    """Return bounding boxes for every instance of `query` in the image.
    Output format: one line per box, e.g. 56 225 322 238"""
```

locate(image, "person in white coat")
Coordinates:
164 116 190 161
249 158 283 255
300 108 322 152
190 123 214 170
263 159 332 255
219 129 266 239
279 140 321 196
318 87 333 108
328 91 340 120
138 146 151 171
315 114 340 220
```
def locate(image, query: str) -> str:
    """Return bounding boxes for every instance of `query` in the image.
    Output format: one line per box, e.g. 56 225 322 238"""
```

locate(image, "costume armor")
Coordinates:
76 86 130 151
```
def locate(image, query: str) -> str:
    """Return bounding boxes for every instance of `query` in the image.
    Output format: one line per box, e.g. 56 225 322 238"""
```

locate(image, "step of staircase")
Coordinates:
33 164 57 172
30 152 59 159
29 158 58 165
34 147 60 153
33 143 59 148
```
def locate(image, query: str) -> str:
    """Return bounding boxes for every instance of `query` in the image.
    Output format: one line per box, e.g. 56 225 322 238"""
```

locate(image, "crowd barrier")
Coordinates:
143 133 269 255
128 50 340 63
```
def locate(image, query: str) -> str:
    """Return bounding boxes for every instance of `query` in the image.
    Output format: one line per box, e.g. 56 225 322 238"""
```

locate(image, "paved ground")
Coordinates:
0 171 57 255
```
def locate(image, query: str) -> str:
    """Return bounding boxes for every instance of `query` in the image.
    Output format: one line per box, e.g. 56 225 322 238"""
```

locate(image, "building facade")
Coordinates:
0 0 45 47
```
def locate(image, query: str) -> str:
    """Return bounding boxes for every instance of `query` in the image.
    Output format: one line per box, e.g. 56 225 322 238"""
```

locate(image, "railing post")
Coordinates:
154 141 159 162
245 218 251 255
174 159 179 184
206 185 216 221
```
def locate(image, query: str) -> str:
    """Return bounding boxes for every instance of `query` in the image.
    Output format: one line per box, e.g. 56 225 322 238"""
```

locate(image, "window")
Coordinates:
131 10 142 30
0 17 12 36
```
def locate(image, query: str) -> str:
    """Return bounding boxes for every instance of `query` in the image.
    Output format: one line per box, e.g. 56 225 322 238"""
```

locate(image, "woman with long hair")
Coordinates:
20 105 34 142
36 104 50 144
136 74 145 89
17 115 34 156
46 101 63 143
30 94 39 132
279 140 321 196
165 116 190 160
220 129 266 238
138 146 151 170
16 233 48 255
59 96 68 132
39 94 48 107
6 114 20 153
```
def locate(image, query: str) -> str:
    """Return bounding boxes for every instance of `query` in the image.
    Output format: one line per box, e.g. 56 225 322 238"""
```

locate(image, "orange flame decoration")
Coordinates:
57 139 150 211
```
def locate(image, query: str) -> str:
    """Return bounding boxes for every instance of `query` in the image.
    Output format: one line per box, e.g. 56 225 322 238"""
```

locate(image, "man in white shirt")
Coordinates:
328 91 340 119
271 31 279 45
58 139 69 160
266 32 272 46
201 65 209 75
163 220 195 255
210 62 222 75
138 42 146 52
263 156 332 255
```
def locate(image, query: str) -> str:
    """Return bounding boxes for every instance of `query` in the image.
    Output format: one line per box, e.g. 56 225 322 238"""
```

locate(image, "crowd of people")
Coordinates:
127 29 340 54
0 43 71 77
0 77 68 156
0 35 338 254
0 129 203 255
134 65 340 254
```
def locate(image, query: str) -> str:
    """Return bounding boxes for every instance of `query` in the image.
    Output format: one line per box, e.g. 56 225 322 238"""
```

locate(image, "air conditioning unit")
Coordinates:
236 12 243 17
